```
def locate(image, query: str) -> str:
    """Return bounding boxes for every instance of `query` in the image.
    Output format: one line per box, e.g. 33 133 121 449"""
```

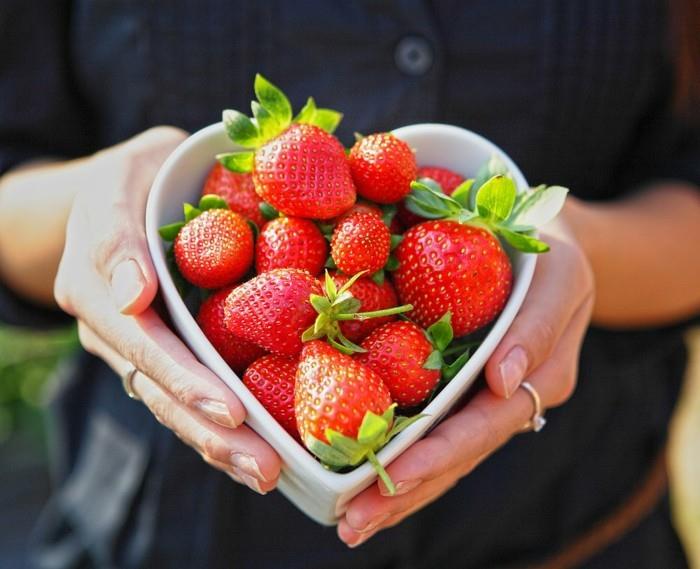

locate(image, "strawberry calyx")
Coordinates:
158 195 230 242
421 312 478 384
305 403 425 495
302 271 413 354
217 74 343 173
406 159 569 254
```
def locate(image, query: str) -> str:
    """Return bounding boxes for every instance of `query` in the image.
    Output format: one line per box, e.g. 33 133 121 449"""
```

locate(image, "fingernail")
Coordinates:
230 452 267 482
357 512 391 534
382 479 422 497
228 469 267 495
196 399 239 428
499 345 528 399
111 259 146 313
348 532 371 549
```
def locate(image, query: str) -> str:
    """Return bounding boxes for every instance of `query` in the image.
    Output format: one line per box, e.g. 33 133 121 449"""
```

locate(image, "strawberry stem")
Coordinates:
366 449 396 496
335 304 413 321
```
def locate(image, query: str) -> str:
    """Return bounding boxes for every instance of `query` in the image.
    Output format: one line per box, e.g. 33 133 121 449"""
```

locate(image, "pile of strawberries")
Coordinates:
160 75 566 491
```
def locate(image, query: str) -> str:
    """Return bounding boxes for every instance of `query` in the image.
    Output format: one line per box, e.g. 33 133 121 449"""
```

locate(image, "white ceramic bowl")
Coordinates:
146 122 536 525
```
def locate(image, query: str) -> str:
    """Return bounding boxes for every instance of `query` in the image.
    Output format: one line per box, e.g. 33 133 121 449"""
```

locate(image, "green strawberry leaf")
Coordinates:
305 435 352 468
310 294 332 313
426 312 453 352
217 151 254 173
294 96 317 124
423 349 444 370
246 219 259 239
381 204 398 227
324 256 337 269
416 177 444 194
335 297 362 315
357 411 390 446
496 226 550 253
251 101 281 141
390 234 403 250
509 185 569 228
324 270 338 298
311 108 343 134
475 175 517 222
259 202 278 221
385 255 400 271
198 195 229 211
450 179 475 208
158 221 185 241
254 74 292 128
326 430 367 465
442 347 473 382
406 181 461 219
222 109 259 148
386 413 427 439
183 203 201 222
371 270 385 285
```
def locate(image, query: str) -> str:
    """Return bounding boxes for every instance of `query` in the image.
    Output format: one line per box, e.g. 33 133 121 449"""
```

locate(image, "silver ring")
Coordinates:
520 381 546 432
121 365 140 400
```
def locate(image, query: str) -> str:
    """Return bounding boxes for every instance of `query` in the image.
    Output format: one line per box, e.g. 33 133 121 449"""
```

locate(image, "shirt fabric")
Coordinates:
0 1 698 568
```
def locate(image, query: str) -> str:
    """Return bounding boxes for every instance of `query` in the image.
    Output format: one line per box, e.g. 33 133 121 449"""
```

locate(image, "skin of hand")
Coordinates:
52 127 282 494
338 214 595 547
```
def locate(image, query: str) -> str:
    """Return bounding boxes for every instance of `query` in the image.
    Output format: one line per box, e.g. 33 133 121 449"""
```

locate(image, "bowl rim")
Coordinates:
145 121 537 494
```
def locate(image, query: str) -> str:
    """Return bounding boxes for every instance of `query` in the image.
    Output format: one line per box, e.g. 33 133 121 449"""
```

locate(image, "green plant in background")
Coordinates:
0 325 78 446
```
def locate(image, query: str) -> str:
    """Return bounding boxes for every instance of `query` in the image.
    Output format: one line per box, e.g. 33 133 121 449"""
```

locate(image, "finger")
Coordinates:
130 370 280 494
200 453 280 495
78 316 247 430
485 233 593 398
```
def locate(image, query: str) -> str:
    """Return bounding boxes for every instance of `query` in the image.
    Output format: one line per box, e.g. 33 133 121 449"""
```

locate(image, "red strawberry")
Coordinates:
202 163 266 227
197 287 266 373
253 123 356 219
295 340 392 444
173 208 254 289
348 133 417 204
331 272 398 342
398 165 465 228
224 268 321 357
331 211 391 276
256 217 327 276
330 201 403 234
356 321 440 408
243 354 299 439
394 220 512 336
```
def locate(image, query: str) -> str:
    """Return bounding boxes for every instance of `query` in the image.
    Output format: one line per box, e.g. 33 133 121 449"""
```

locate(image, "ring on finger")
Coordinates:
520 381 546 432
121 364 140 400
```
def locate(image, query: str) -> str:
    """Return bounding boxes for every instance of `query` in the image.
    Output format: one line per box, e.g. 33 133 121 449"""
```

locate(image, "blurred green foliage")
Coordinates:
0 325 78 446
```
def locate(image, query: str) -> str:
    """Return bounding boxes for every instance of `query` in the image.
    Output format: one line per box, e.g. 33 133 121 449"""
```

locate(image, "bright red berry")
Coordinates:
393 220 512 337
174 208 254 289
295 340 392 444
331 272 399 342
197 287 266 373
243 354 299 439
348 133 417 204
256 217 327 276
356 321 440 408
202 163 266 227
331 211 391 276
253 123 356 219
224 268 322 357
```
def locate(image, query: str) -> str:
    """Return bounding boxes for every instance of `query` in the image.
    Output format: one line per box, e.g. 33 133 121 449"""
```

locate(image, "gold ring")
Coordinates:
121 365 140 400
520 381 546 432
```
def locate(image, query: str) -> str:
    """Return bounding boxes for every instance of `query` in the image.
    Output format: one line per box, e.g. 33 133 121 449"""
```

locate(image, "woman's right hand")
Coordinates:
54 127 281 494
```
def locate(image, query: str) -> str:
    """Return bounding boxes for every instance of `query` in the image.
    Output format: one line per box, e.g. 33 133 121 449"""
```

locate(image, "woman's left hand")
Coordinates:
338 211 595 547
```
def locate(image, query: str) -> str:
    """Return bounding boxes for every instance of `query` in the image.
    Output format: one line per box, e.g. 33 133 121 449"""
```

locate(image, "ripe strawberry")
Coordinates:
243 354 299 439
329 201 403 234
331 211 391 276
173 208 253 289
197 287 266 373
202 163 266 227
220 75 355 220
331 272 398 342
356 321 440 408
256 217 327 276
394 220 512 336
224 269 322 357
348 133 417 204
398 166 465 228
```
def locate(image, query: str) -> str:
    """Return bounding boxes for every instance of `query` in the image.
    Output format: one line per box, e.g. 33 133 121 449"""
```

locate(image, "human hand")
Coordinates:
54 127 281 494
337 213 594 546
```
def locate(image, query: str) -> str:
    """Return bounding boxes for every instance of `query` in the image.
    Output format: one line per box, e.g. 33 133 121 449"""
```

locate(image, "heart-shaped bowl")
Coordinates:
146 122 536 525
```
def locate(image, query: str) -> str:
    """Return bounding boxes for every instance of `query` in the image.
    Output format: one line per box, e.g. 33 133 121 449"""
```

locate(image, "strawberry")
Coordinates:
397 166 465 228
395 174 568 336
202 163 266 227
243 354 299 439
331 272 398 342
356 321 441 408
160 196 254 290
330 211 391 276
218 75 355 220
225 268 322 357
197 287 266 373
295 340 424 493
256 217 327 276
348 133 417 204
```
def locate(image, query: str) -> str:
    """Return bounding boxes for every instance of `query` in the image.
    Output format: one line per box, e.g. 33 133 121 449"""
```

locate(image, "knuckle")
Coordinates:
92 229 130 275
147 398 174 429
168 373 198 407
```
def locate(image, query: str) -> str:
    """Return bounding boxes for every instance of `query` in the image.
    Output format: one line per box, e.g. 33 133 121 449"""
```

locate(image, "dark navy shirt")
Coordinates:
1 1 698 568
